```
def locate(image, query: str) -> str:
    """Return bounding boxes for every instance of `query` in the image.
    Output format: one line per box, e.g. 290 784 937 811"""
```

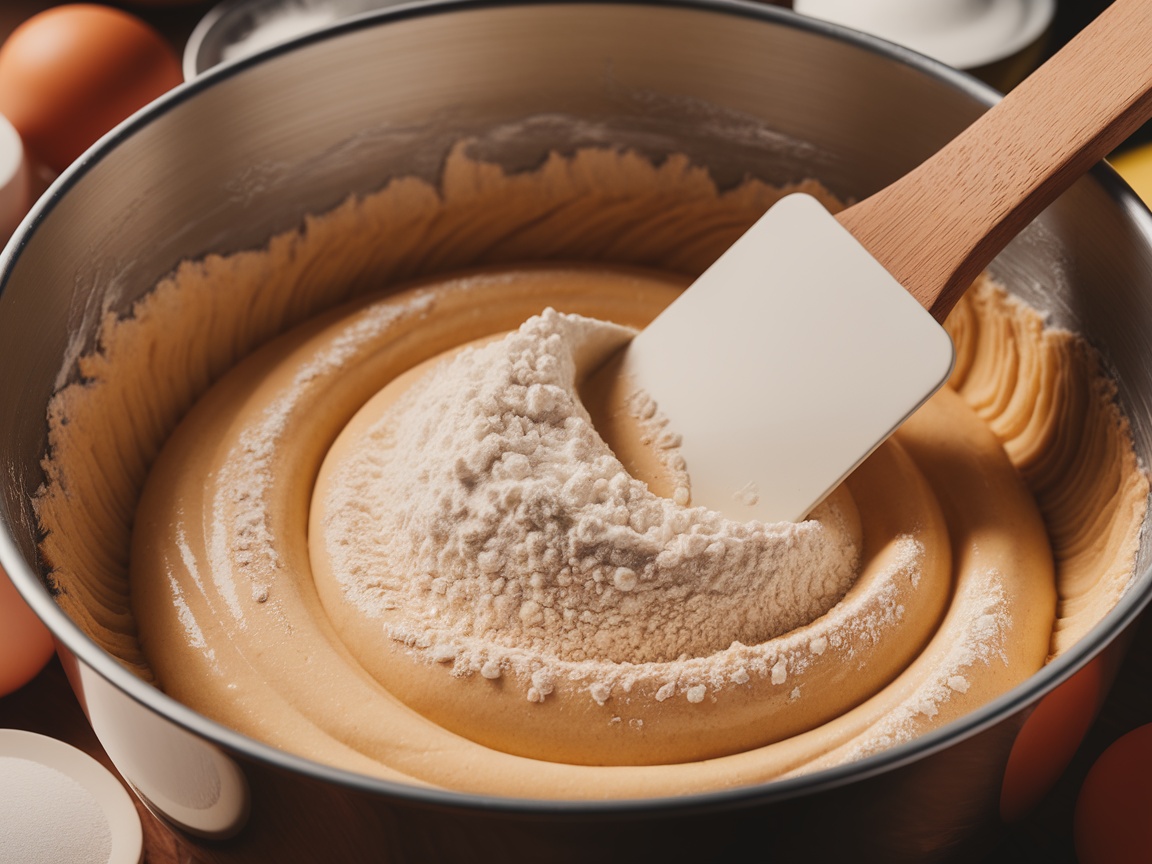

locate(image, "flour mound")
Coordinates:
319 309 860 679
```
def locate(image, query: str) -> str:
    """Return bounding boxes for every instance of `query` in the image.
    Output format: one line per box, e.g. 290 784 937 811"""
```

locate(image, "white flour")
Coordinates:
0 758 112 864
318 309 861 700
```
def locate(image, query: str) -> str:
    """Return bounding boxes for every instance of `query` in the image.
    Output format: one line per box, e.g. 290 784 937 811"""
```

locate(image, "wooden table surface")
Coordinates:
1 1 1147 862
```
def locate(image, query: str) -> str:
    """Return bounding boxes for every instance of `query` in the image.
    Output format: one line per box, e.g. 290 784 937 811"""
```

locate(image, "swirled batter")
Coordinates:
35 147 1149 797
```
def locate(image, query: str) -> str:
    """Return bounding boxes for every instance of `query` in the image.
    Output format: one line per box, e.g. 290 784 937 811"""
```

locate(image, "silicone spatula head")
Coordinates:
613 193 954 523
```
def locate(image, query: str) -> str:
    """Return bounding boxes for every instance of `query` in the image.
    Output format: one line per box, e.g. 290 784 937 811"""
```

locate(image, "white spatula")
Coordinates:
594 0 1152 524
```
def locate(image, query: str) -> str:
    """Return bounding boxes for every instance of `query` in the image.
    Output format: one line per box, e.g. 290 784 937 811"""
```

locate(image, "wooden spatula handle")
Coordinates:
836 0 1152 323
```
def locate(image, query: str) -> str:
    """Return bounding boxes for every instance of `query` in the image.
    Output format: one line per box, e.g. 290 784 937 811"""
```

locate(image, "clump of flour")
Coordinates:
317 309 860 698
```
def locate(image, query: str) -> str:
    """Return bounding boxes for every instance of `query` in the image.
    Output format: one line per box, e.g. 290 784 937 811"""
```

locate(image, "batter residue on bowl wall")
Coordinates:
34 145 1148 798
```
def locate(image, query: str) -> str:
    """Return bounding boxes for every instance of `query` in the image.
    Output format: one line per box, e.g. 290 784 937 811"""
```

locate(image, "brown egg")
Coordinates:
1074 724 1152 864
0 4 183 173
0 564 54 697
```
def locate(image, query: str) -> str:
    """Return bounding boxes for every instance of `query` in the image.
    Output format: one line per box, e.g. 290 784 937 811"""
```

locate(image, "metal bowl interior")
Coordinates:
2 0 1152 853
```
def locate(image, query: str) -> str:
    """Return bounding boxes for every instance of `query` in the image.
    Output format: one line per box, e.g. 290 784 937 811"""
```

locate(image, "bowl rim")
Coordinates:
3 0 1152 817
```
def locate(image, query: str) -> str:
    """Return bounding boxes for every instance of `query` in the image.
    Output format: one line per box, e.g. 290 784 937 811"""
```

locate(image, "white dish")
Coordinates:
795 0 1056 70
0 729 142 864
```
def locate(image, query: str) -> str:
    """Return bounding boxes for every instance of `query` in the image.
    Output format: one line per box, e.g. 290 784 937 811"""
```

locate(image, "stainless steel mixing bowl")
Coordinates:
2 1 1151 860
